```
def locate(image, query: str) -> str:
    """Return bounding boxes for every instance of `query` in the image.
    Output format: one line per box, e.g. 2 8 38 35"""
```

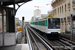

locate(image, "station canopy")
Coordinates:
0 0 32 6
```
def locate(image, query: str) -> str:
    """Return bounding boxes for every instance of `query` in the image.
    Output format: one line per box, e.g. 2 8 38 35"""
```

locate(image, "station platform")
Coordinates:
0 44 29 50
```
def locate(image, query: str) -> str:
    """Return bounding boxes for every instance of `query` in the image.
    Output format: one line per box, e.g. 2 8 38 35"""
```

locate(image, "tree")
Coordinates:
47 13 53 18
16 22 20 26
42 13 53 19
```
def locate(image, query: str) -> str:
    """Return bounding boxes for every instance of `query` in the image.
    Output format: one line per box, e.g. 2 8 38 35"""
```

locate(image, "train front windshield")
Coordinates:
48 18 60 29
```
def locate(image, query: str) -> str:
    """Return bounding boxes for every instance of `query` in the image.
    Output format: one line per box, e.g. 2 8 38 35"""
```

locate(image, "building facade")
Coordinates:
15 17 21 26
41 14 48 18
34 9 41 21
52 0 75 33
31 16 34 21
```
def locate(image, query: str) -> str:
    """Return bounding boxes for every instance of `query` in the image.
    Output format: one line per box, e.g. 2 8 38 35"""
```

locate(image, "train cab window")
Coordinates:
48 18 60 29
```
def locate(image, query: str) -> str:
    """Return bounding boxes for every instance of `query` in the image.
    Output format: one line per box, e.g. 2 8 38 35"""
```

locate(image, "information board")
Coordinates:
4 33 16 46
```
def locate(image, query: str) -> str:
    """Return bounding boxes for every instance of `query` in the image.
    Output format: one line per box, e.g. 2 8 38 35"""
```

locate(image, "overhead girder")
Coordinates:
0 0 32 16
0 0 32 6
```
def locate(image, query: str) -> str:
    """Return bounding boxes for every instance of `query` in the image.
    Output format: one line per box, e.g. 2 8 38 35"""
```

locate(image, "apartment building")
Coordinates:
52 0 75 33
34 9 41 21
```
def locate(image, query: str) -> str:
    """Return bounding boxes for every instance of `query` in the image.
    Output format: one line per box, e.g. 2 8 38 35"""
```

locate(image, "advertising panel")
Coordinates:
4 33 16 46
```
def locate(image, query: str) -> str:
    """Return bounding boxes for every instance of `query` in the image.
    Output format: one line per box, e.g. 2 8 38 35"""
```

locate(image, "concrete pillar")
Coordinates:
59 7 60 18
54 9 56 17
70 0 73 40
63 4 66 33
55 9 56 17
60 5 63 32
56 8 57 17
70 0 73 14
66 0 69 31
63 4 65 18
70 0 73 31
57 8 58 17
54 9 55 17
59 6 62 33
61 5 62 18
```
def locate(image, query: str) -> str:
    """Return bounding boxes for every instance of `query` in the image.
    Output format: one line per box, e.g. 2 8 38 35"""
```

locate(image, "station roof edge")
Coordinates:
0 0 32 6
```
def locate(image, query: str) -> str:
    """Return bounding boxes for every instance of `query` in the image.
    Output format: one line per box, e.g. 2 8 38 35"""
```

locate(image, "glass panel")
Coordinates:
4 15 6 32
48 18 60 29
73 9 75 15
68 0 70 6
0 11 2 32
4 9 6 32
73 0 75 4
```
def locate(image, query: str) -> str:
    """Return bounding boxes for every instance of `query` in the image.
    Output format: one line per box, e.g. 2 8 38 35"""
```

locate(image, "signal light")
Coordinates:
71 14 73 17
22 17 24 20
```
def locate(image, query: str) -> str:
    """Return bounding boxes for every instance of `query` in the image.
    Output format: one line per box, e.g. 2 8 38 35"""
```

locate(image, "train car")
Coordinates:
30 18 61 39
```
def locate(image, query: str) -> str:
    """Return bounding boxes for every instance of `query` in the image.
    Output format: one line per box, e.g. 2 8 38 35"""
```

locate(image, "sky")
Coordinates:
15 0 53 22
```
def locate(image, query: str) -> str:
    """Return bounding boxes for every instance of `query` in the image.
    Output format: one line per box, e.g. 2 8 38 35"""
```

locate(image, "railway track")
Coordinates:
28 26 75 50
26 26 53 50
28 26 60 50
28 28 47 50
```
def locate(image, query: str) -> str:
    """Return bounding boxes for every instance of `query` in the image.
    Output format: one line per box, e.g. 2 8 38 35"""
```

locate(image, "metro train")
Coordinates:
30 18 61 39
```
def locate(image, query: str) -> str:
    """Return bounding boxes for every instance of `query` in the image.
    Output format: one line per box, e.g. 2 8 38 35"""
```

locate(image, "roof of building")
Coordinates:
41 14 48 18
34 9 41 11
0 0 32 6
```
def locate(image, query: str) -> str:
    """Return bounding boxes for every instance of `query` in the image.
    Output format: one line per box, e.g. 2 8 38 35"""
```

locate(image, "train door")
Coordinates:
0 6 16 47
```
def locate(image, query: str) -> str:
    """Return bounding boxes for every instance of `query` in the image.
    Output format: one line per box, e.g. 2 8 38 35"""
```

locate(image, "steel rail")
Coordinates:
26 27 33 50
28 26 53 50
59 39 75 50
55 40 71 49
28 25 75 50
28 26 60 50
28 28 40 50
62 37 75 44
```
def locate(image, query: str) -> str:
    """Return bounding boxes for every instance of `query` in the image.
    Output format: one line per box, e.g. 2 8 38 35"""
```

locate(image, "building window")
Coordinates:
62 6 63 12
55 9 56 15
4 9 6 32
58 8 59 14
65 4 66 11
73 0 75 4
60 7 61 13
73 9 75 15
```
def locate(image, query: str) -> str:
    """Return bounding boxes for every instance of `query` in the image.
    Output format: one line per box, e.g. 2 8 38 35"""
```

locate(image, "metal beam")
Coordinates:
0 0 32 6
